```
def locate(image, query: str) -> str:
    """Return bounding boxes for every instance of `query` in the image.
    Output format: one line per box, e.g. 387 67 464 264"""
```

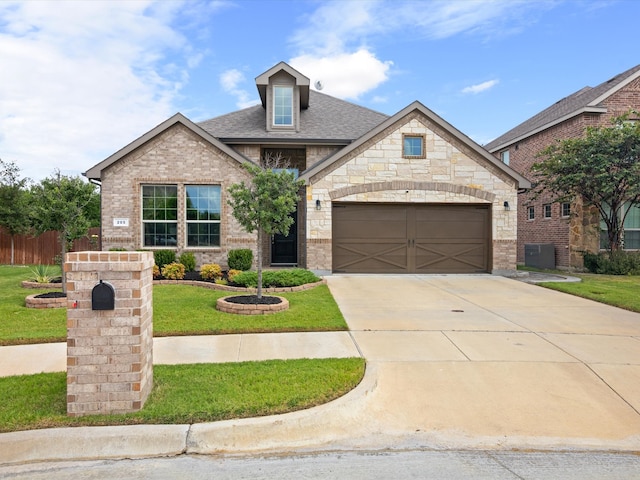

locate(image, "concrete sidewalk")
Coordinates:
1 274 640 465
0 332 360 378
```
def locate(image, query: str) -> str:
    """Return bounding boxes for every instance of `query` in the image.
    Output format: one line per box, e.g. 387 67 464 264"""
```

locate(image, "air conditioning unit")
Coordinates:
524 244 555 270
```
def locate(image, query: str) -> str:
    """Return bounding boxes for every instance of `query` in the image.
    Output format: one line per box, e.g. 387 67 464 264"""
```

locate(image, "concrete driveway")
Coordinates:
326 274 640 449
2 274 640 464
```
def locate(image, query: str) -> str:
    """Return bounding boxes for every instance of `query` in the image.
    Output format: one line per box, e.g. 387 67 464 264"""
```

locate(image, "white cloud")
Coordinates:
219 69 260 109
290 50 392 100
287 1 550 100
0 0 202 181
462 79 500 94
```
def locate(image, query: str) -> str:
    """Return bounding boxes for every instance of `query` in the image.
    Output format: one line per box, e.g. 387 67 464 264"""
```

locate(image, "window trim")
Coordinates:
543 204 552 219
272 85 294 127
185 184 222 249
141 184 178 249
402 134 426 159
500 149 510 165
527 206 535 221
561 202 571 218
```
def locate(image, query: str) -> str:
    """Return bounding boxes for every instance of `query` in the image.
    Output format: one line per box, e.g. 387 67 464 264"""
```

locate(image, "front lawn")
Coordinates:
0 266 348 345
541 273 640 313
0 358 365 433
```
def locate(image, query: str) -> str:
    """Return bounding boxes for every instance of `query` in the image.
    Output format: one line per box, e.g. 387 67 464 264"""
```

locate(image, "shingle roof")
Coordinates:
197 90 389 143
486 64 640 152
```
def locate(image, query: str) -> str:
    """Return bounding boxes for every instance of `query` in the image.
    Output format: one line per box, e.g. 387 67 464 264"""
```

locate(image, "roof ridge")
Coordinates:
486 64 640 151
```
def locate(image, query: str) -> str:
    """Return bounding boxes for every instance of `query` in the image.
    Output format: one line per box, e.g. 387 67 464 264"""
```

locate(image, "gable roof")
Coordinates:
84 113 254 181
300 101 531 189
197 90 389 144
486 64 640 152
255 62 310 109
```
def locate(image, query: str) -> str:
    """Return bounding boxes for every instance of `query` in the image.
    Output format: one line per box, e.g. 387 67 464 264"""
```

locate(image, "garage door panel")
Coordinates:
333 242 408 272
332 203 489 274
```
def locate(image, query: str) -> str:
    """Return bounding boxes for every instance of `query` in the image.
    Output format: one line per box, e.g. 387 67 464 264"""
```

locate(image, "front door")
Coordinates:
271 211 297 265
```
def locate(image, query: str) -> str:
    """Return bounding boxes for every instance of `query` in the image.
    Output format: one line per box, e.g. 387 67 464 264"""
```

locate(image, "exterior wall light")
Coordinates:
316 199 321 210
503 201 510 211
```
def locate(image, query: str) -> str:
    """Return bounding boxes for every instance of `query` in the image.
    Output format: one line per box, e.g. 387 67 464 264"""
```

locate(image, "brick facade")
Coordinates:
100 124 256 269
65 251 154 416
500 76 640 268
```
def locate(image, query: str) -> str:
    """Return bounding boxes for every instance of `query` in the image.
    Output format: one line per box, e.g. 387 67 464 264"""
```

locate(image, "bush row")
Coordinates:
151 249 253 272
582 251 640 275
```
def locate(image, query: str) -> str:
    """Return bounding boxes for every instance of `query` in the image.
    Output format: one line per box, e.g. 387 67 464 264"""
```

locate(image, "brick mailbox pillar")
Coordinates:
65 251 154 417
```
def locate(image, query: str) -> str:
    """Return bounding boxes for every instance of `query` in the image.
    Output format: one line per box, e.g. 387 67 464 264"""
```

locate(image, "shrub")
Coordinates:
152 265 161 279
178 252 196 272
214 278 228 286
227 269 242 283
30 265 53 283
161 262 185 280
582 250 640 275
228 249 253 271
200 263 222 280
232 269 320 288
109 247 127 251
154 250 176 270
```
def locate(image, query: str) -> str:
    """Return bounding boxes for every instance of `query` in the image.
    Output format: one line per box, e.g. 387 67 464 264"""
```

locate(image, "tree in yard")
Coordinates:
227 156 304 298
0 159 32 265
31 170 99 290
532 112 640 253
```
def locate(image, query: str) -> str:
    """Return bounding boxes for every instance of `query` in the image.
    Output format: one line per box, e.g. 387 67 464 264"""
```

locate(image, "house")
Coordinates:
486 64 640 268
85 62 530 275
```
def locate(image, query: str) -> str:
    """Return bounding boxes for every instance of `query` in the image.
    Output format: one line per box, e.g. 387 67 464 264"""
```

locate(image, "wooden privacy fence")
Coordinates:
0 227 101 265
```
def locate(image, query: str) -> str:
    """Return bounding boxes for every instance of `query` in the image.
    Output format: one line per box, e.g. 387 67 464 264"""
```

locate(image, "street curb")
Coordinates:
0 365 378 466
0 425 189 466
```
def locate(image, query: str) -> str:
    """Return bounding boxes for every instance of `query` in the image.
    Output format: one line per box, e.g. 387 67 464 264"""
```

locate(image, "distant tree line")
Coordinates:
0 159 99 273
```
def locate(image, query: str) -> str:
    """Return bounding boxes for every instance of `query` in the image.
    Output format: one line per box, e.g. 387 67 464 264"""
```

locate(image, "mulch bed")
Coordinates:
34 292 67 299
223 295 282 305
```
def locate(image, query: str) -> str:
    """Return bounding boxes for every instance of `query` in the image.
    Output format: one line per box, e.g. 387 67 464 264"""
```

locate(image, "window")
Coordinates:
273 86 293 126
403 134 425 158
186 185 221 247
500 150 510 165
600 203 640 250
561 202 571 217
142 185 178 247
543 204 552 219
527 206 535 220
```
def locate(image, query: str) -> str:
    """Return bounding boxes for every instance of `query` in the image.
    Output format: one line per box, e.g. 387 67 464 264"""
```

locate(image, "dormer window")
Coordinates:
273 86 293 126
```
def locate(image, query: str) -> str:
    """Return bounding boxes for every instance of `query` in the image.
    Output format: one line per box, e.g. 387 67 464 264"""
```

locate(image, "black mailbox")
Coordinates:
92 280 115 310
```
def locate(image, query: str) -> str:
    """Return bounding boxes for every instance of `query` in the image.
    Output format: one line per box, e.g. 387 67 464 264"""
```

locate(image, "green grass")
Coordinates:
542 273 640 313
0 266 347 345
153 284 347 336
0 358 365 433
0 265 67 345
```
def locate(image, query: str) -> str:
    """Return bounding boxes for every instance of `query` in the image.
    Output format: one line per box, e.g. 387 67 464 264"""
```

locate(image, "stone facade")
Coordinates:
100 124 256 269
306 114 519 273
65 251 154 416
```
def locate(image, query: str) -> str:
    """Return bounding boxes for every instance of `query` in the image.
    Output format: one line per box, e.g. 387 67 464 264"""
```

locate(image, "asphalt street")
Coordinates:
1 449 639 479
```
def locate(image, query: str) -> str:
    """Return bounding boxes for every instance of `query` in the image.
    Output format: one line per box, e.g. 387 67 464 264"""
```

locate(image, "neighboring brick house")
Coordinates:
85 62 529 275
486 64 640 268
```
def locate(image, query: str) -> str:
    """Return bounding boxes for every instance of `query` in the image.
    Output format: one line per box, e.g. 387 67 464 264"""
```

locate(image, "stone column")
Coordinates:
65 251 154 417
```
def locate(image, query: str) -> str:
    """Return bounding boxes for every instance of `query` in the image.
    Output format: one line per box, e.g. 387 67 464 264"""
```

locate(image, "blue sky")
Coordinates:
1 0 639 182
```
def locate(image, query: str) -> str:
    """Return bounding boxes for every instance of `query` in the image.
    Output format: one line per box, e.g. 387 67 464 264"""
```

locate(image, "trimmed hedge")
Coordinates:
228 249 253 271
583 251 640 275
232 269 320 288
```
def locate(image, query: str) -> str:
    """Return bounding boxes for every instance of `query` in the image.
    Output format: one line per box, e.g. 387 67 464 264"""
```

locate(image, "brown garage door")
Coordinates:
332 203 490 274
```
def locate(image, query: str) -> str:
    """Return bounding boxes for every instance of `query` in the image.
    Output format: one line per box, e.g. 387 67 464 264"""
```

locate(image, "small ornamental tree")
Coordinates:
31 170 99 290
532 112 640 253
0 159 32 265
227 158 304 298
